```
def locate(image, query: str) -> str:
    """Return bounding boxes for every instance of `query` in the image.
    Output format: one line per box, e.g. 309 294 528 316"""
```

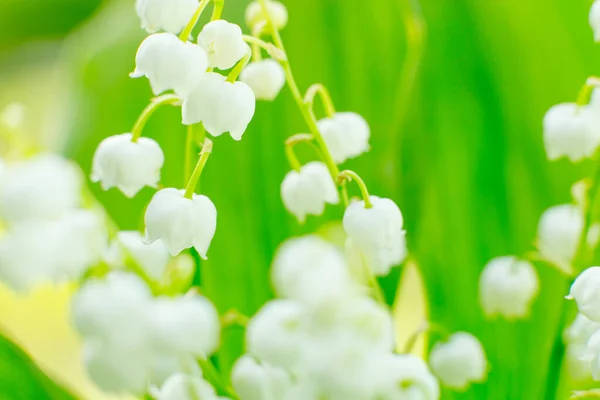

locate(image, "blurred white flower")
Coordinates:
429 332 487 390
343 196 407 276
91 133 164 198
591 1 600 42
240 59 286 101
569 267 600 323
182 72 255 140
564 313 600 381
155 374 219 400
131 33 208 97
582 329 600 380
245 0 288 30
280 162 339 223
317 112 370 164
271 235 359 304
135 0 199 34
144 188 217 257
0 102 26 129
0 154 82 225
231 355 292 400
374 354 440 400
197 20 248 70
542 103 600 162
108 231 171 281
479 256 539 319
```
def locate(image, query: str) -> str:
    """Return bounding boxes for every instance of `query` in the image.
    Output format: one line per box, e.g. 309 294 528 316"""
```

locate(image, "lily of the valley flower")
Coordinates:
107 231 171 281
131 33 208 97
317 112 371 164
135 0 199 34
197 20 248 70
91 133 164 198
479 256 539 319
144 188 217 257
155 374 220 400
591 1 600 43
428 332 488 391
343 196 407 276
542 103 600 162
374 354 440 400
245 0 288 31
240 59 286 101
569 267 600 323
280 161 339 223
182 72 256 140
564 313 600 380
231 355 292 400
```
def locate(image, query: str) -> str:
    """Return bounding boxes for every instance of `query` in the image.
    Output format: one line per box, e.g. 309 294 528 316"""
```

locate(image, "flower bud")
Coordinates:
197 20 248 70
156 374 218 400
245 1 288 31
591 1 600 43
91 133 164 198
343 196 407 276
182 72 256 140
231 355 292 400
543 103 600 162
144 188 217 257
479 256 539 319
374 354 439 400
317 112 370 164
131 33 208 97
569 267 600 322
429 332 487 390
280 162 339 223
240 59 286 101
135 0 199 34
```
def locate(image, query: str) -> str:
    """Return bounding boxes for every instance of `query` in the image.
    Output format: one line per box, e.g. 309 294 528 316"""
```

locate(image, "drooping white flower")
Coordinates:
374 354 440 400
479 256 539 319
240 59 286 101
144 188 217 257
343 196 407 276
564 313 600 380
537 204 598 273
543 103 600 162
0 154 82 225
155 374 220 400
245 1 288 30
591 1 600 42
231 355 293 400
280 162 339 223
182 72 255 140
429 332 488 390
91 133 164 198
581 329 600 380
569 267 600 323
197 20 248 70
317 112 371 164
271 235 359 304
108 231 171 281
135 0 199 34
131 33 208 97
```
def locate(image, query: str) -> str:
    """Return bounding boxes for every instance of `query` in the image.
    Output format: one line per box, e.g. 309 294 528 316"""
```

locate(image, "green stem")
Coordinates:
184 138 213 199
403 321 449 354
304 83 336 118
250 23 266 61
221 309 250 328
197 357 239 399
210 0 224 21
285 142 302 172
131 94 180 142
226 53 251 83
184 125 195 184
338 170 373 208
178 0 211 41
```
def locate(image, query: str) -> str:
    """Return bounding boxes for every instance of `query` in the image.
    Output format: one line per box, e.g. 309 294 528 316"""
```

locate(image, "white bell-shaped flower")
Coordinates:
543 103 600 162
240 59 286 101
581 329 600 380
245 1 288 30
109 231 171 281
479 256 539 319
144 188 217 258
280 161 339 223
182 72 255 140
374 354 440 400
343 196 407 276
537 204 598 272
231 355 293 400
155 374 219 400
0 154 82 225
429 332 488 390
197 20 248 70
271 235 359 304
564 313 600 380
317 112 371 164
135 0 199 34
569 267 600 323
91 133 164 198
131 33 208 97
591 1 600 42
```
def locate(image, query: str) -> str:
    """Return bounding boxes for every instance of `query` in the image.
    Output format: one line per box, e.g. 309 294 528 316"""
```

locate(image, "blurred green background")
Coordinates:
0 0 598 399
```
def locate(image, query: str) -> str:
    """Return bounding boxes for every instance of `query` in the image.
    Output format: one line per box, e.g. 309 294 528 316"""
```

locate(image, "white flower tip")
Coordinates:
565 294 574 300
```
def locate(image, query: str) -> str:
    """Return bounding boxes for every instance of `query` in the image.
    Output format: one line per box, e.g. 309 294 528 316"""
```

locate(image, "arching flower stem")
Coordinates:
184 138 213 199
130 94 180 142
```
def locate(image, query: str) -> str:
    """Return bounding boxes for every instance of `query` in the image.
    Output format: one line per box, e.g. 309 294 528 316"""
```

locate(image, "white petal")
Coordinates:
231 355 293 400
197 20 248 70
591 1 600 43
240 59 286 101
245 1 288 31
317 112 370 164
570 267 600 323
116 231 171 280
136 0 199 34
